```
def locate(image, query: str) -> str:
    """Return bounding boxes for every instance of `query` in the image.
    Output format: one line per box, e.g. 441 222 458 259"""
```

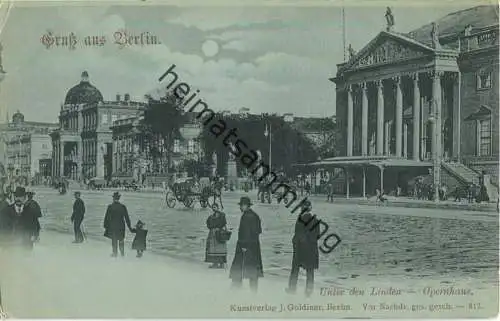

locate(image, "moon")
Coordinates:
201 39 220 58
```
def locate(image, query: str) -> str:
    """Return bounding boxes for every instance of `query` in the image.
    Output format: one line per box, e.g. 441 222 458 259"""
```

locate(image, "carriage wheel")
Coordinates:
165 191 177 208
183 196 195 208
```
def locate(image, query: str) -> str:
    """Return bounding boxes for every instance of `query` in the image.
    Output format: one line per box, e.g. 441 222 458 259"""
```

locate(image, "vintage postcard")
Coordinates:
0 0 498 318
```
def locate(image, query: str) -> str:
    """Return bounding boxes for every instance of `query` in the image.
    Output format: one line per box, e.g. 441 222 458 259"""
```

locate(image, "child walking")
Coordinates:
131 220 148 258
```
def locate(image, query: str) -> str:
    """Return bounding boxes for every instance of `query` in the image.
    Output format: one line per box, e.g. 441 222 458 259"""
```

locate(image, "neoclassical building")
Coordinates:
316 5 498 198
50 71 145 181
1 111 58 183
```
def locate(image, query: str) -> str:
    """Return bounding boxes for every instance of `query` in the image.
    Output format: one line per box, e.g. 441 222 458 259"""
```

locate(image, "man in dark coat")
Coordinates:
229 196 263 292
2 187 40 250
104 192 132 257
71 191 85 243
24 191 42 242
286 199 320 297
0 192 13 246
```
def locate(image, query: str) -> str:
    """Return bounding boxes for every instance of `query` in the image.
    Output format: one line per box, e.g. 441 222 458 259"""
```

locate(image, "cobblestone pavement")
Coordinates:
33 187 498 289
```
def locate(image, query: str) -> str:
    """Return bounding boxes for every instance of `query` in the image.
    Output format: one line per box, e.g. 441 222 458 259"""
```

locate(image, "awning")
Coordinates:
464 105 491 121
294 156 432 168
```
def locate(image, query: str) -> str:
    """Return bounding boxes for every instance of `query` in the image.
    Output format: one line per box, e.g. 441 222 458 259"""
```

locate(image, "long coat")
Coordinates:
71 198 85 222
104 202 132 240
24 199 42 237
0 203 40 245
205 211 227 264
292 212 320 270
229 208 263 280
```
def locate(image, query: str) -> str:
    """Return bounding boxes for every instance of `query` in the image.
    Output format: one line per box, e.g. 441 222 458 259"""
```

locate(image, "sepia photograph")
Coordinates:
0 0 498 318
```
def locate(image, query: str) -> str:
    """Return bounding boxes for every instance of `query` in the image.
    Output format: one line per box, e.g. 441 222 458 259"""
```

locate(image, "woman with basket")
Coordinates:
205 203 231 269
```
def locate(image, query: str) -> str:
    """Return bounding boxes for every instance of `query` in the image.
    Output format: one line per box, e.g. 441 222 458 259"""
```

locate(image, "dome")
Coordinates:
12 110 24 124
64 71 104 105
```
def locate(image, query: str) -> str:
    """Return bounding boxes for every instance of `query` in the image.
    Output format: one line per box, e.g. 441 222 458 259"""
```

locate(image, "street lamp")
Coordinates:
264 122 272 173
428 99 441 202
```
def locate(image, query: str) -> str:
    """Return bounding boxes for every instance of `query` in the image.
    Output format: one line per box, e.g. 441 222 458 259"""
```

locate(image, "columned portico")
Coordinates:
361 82 369 156
347 85 354 157
412 73 421 160
376 80 384 155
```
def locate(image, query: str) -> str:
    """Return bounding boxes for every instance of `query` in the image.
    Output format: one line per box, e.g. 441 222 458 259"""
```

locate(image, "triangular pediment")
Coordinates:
345 32 434 71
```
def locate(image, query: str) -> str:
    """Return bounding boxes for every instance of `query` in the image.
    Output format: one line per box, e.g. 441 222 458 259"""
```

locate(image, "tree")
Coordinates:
141 91 187 174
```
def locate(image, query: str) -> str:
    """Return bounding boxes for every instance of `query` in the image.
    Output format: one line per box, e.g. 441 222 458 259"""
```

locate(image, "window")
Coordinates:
479 118 491 156
173 139 180 153
477 70 492 90
111 114 118 123
42 144 48 149
101 114 108 124
188 140 194 153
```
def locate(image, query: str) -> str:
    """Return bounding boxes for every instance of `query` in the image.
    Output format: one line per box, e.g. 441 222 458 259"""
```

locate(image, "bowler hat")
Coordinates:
14 186 26 197
136 220 145 227
238 196 252 206
112 191 121 199
74 191 81 196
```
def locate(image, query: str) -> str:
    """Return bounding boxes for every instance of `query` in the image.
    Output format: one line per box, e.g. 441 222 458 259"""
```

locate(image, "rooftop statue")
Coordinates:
385 7 395 32
431 22 441 49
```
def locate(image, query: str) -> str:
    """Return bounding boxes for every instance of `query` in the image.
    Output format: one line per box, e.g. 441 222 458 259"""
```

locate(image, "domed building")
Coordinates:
64 71 104 105
51 71 146 182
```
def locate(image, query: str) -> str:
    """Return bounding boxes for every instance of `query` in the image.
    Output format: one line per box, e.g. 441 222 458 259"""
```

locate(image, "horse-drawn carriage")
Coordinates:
164 177 223 209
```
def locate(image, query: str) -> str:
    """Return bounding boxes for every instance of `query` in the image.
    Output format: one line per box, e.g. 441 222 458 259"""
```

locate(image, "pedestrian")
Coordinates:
24 190 42 242
286 199 320 297
103 192 133 257
71 191 85 243
205 203 228 269
327 179 334 203
131 220 147 258
229 196 263 292
0 192 14 247
4 187 39 250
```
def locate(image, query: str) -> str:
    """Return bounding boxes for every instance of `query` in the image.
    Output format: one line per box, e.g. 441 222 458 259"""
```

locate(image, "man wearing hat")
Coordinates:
2 187 40 250
24 190 42 242
0 191 13 246
229 196 263 291
71 191 85 243
103 192 133 257
286 199 320 297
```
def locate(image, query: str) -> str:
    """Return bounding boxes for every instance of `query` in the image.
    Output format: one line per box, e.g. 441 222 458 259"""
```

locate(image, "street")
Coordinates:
34 187 498 289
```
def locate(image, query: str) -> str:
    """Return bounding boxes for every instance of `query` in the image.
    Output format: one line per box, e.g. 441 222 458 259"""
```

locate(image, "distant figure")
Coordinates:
229 196 263 292
376 188 387 203
327 179 334 203
103 192 133 257
71 191 85 243
25 191 42 242
131 220 148 258
385 7 395 31
286 200 320 297
205 203 228 269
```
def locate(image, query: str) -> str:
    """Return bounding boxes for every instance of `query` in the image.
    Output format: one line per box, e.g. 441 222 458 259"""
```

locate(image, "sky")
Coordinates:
0 2 474 123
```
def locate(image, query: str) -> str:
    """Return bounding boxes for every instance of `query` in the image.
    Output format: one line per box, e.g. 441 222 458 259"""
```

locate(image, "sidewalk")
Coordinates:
0 231 497 318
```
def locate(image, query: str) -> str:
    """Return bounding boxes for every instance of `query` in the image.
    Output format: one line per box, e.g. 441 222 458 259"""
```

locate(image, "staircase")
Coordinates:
443 161 499 202
442 161 479 185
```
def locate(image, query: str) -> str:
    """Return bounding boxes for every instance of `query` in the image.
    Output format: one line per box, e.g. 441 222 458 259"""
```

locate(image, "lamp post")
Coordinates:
264 122 272 173
428 99 441 202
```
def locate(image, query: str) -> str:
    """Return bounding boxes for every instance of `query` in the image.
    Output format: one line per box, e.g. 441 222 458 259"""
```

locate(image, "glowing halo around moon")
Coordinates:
201 39 220 58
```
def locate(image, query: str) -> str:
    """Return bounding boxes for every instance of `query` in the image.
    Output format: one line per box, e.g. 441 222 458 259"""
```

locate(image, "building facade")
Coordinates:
0 111 58 183
110 111 203 183
50 71 145 181
329 5 498 198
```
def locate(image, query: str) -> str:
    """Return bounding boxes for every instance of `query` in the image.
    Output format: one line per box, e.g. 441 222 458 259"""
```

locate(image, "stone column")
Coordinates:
403 123 408 158
412 73 421 160
452 72 460 159
77 140 83 181
394 76 403 157
361 82 368 156
376 80 384 155
347 85 354 157
96 139 105 178
59 141 64 177
384 122 390 155
432 71 443 159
